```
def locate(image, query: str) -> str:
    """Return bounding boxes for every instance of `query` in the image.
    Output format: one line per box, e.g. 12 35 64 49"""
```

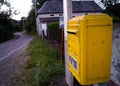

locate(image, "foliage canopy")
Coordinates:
101 0 120 22
0 0 18 43
24 8 36 34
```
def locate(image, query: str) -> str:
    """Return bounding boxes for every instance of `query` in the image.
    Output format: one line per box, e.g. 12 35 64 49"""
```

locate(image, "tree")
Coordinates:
101 0 120 8
32 0 47 11
0 0 17 43
101 0 120 22
0 12 14 43
21 17 26 31
23 0 47 34
34 0 62 9
0 0 11 9
24 8 36 34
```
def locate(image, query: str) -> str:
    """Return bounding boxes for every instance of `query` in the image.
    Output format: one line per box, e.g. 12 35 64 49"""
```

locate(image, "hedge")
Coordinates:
48 22 61 42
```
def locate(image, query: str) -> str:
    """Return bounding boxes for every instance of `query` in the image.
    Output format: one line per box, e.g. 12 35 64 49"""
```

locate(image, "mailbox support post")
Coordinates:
63 0 73 86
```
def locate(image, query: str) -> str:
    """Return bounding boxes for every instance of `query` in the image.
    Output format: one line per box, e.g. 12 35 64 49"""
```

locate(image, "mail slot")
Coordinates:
67 14 112 85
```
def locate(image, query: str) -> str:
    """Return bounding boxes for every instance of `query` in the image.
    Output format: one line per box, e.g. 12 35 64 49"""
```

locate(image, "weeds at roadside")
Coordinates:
25 35 64 86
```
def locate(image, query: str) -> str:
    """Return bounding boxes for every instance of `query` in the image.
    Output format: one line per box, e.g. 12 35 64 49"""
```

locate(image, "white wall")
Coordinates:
73 12 102 17
39 13 63 18
36 16 42 36
38 12 101 19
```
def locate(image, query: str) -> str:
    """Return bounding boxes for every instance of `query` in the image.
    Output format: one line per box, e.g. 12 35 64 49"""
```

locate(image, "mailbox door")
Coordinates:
67 26 81 81
80 15 112 85
84 24 112 84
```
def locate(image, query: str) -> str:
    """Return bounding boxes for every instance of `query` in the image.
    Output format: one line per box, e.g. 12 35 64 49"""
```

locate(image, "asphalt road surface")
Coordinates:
0 33 32 86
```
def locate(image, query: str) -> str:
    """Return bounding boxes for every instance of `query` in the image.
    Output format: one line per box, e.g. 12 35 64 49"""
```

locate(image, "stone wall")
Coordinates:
111 23 120 85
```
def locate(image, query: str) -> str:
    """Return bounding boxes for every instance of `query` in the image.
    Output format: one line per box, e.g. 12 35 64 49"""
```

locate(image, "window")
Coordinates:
50 14 54 16
59 14 62 16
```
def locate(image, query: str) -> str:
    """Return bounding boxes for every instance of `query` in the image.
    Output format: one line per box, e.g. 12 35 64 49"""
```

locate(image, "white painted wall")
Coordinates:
38 12 101 20
39 13 63 18
73 12 102 17
36 16 42 36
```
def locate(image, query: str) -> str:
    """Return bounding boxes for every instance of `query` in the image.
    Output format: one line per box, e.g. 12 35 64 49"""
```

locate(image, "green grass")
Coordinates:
25 35 64 86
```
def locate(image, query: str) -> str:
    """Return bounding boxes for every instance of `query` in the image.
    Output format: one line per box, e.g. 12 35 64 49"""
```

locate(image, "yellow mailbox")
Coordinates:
67 14 112 85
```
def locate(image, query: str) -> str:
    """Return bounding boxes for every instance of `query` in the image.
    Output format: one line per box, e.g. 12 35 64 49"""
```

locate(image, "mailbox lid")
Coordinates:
68 14 112 27
68 15 85 27
84 14 112 26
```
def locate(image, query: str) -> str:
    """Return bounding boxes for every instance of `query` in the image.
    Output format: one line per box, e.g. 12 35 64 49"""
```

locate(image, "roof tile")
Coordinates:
38 1 103 14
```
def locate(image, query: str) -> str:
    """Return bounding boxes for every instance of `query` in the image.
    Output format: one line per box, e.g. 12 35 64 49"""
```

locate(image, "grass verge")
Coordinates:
25 35 64 86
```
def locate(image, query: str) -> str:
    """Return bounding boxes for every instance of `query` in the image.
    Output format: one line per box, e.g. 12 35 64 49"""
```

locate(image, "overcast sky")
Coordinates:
9 0 101 20
10 0 32 20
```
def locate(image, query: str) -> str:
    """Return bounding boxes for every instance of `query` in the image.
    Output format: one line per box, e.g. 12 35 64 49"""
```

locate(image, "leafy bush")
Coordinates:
48 22 62 42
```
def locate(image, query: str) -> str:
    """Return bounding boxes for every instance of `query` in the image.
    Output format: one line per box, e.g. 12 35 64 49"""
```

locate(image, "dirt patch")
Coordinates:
10 52 29 86
49 76 68 86
0 46 30 86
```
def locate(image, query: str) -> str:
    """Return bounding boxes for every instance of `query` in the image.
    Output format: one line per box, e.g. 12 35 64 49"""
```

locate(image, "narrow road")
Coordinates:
0 33 32 86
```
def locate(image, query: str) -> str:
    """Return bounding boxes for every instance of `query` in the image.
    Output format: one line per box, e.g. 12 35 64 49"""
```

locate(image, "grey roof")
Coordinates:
38 1 103 14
